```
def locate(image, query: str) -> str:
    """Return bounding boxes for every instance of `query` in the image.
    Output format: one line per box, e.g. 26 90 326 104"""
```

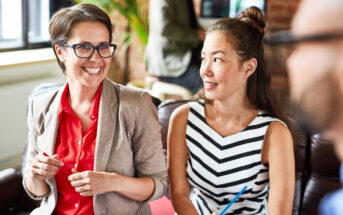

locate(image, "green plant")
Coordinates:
75 0 149 46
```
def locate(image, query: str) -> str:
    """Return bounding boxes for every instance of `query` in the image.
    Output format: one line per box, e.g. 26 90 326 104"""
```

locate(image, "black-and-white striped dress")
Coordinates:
186 100 284 215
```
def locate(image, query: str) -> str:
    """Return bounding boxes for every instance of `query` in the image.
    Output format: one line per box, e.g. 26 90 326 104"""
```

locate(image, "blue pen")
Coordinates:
219 185 247 215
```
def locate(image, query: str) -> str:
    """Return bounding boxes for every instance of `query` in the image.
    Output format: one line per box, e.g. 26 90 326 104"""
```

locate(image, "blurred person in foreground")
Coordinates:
23 3 167 214
168 6 294 215
266 0 343 214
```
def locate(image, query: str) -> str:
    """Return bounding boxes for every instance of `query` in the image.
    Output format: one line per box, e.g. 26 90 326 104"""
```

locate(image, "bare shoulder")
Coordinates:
170 104 190 125
267 121 292 140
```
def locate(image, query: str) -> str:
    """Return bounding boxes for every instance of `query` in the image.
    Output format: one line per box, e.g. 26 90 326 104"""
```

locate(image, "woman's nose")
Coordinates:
201 62 213 77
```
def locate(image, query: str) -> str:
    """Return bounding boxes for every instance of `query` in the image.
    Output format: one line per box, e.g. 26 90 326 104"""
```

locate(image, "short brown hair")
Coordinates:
49 3 113 73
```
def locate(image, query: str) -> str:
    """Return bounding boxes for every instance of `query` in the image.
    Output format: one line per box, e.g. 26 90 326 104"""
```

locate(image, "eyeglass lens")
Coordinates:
74 44 115 58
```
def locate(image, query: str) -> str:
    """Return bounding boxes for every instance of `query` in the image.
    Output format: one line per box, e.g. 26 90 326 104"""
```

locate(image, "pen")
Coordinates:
34 148 49 157
219 185 247 215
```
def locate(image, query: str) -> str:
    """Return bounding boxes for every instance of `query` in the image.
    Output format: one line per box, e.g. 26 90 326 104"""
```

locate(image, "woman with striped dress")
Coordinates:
168 6 295 215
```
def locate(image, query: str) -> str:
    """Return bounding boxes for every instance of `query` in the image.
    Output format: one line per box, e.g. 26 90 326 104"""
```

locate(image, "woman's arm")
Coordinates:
69 171 154 201
23 98 63 199
262 121 295 214
168 105 198 215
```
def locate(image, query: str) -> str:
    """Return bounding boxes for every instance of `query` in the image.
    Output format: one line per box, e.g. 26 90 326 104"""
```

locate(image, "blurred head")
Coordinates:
287 0 343 134
49 3 113 73
200 7 281 118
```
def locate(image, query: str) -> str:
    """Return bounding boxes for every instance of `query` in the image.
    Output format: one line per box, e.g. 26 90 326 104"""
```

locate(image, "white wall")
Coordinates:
0 51 65 170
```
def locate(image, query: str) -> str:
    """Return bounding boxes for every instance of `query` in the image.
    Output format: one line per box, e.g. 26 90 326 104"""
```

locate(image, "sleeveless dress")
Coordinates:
186 100 285 215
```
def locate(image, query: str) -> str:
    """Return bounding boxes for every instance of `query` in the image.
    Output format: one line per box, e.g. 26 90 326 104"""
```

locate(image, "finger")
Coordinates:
68 172 83 181
70 178 85 187
40 155 64 167
34 161 60 173
80 191 92 196
31 166 56 178
75 184 91 193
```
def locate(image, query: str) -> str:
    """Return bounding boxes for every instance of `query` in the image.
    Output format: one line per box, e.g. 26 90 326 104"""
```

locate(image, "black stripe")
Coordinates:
231 206 257 213
201 191 245 206
187 134 261 163
255 203 265 213
189 107 207 124
255 189 269 198
188 174 253 198
196 100 205 107
188 149 262 176
245 198 265 203
196 198 204 215
198 194 213 214
188 158 260 188
187 121 265 150
257 113 274 117
242 121 271 132
255 179 269 186
260 168 268 173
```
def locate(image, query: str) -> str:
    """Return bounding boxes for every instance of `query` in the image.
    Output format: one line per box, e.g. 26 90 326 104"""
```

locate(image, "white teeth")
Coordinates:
205 83 217 86
85 67 100 74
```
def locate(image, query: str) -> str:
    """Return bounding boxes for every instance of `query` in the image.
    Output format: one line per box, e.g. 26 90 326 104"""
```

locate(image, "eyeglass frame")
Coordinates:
264 30 343 46
62 43 117 58
263 30 343 71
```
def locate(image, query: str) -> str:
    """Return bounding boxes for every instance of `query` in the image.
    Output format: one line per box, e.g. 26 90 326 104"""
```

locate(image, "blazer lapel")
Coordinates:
94 78 118 172
41 85 65 156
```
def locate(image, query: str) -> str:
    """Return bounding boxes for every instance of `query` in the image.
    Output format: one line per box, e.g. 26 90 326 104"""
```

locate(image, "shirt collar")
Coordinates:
58 82 103 121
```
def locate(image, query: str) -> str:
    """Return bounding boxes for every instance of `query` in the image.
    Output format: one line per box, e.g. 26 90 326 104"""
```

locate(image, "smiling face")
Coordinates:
200 31 247 102
55 21 112 90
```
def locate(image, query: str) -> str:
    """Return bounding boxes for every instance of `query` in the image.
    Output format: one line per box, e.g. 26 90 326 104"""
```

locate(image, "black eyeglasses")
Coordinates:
264 30 343 71
264 30 343 45
62 43 117 58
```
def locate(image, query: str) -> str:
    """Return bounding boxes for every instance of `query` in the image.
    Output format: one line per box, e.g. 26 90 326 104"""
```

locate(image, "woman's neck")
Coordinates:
208 95 256 121
67 82 98 115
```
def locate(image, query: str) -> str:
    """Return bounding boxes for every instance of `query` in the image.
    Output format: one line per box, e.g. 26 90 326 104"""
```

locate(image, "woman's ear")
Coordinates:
243 58 257 79
55 44 66 63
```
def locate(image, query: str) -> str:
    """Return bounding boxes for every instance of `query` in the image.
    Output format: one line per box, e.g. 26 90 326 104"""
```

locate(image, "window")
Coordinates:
200 0 265 18
0 0 73 51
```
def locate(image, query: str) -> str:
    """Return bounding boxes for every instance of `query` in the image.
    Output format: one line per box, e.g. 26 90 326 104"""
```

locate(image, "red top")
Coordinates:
54 83 102 215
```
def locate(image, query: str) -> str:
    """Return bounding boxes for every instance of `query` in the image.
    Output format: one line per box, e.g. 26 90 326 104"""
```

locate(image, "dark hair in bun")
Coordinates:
238 6 265 37
205 6 285 124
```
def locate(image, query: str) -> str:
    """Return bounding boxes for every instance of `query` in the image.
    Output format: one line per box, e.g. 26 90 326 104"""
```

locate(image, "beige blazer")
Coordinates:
23 78 168 215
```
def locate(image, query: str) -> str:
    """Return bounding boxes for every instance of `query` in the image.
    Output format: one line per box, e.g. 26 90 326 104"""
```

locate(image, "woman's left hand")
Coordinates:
68 170 113 196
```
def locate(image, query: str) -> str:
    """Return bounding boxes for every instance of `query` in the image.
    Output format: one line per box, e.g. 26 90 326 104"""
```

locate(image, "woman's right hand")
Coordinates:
28 153 64 181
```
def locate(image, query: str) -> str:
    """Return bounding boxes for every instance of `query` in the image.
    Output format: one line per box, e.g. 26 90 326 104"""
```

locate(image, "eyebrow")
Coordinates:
78 41 109 45
201 50 226 55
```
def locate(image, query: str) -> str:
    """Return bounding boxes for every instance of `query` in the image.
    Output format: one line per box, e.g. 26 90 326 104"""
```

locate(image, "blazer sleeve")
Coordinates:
132 92 168 201
22 98 49 200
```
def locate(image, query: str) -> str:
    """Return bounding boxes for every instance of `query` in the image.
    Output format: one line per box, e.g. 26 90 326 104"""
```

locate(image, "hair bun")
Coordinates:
238 6 265 37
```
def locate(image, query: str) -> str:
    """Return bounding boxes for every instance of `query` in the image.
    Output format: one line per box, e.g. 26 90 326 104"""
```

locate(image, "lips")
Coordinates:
203 81 218 90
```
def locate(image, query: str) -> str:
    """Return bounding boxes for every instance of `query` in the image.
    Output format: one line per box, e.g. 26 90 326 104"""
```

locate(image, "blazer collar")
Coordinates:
42 83 66 156
94 78 118 171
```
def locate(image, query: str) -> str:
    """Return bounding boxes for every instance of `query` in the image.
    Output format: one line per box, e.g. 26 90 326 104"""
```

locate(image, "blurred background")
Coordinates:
0 0 299 170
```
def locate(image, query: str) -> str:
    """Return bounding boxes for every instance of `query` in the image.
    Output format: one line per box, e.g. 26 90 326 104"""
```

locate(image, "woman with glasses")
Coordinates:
23 3 167 214
168 6 295 215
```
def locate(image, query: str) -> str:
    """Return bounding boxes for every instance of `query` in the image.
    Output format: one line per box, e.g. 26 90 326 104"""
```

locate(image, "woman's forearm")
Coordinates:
24 172 49 197
109 173 155 201
171 192 198 215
